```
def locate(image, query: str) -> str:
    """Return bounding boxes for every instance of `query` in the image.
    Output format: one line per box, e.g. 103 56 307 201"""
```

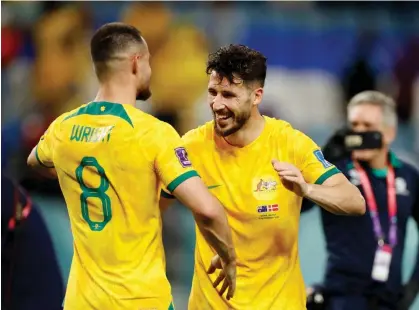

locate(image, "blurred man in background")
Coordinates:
26 22 236 310
1 175 64 310
304 91 419 310
160 44 365 310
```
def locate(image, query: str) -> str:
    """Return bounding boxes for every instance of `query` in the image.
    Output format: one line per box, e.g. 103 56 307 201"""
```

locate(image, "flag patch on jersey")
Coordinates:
257 204 279 213
313 150 332 168
175 147 191 167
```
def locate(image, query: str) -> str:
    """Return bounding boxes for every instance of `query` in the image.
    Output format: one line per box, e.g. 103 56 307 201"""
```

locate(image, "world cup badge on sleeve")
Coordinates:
314 149 333 168
175 147 192 167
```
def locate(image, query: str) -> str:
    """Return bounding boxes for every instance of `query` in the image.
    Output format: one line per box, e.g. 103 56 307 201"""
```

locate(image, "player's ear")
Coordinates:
132 55 140 75
252 87 264 107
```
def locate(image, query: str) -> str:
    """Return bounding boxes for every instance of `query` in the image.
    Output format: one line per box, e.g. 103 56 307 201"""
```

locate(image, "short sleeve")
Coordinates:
293 129 341 185
155 123 199 193
36 119 59 168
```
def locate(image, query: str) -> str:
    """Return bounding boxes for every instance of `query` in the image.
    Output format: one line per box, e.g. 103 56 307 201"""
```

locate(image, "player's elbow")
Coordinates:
346 186 366 216
27 152 37 168
353 195 366 216
195 200 224 222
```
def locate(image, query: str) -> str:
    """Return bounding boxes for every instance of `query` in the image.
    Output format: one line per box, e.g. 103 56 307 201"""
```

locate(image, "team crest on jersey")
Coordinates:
252 176 278 200
314 150 333 169
175 147 191 167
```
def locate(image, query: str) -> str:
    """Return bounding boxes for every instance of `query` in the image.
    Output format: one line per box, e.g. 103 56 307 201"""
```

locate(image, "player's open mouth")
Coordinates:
216 115 232 125
217 116 230 120
215 113 233 121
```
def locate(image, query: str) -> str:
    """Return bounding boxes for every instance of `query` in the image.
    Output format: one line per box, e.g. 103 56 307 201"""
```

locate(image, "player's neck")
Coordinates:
367 148 389 169
94 80 137 107
224 113 265 148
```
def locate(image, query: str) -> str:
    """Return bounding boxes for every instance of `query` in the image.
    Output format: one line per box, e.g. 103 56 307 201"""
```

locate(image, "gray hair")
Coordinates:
347 90 397 127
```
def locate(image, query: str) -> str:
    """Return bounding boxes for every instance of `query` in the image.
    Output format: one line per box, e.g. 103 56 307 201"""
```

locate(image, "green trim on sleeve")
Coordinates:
314 167 341 185
35 145 54 168
167 170 199 193
161 189 176 199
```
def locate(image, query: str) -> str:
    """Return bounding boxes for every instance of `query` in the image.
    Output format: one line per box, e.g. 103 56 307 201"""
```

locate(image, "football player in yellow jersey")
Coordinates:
27 23 237 310
160 45 366 310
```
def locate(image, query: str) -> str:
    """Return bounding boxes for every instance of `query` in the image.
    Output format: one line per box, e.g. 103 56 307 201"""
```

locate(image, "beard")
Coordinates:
213 108 250 137
136 87 152 101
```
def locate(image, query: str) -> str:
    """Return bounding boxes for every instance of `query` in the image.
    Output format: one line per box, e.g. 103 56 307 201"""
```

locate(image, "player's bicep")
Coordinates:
321 172 349 187
171 176 220 218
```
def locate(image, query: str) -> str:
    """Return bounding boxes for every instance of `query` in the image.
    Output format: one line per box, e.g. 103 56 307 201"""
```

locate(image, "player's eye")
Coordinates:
208 89 217 96
222 93 235 98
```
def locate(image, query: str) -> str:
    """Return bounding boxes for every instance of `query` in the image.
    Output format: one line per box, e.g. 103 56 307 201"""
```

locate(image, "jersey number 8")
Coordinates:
75 157 112 231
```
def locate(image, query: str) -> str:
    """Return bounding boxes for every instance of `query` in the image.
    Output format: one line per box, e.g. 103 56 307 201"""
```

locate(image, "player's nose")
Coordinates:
212 99 226 112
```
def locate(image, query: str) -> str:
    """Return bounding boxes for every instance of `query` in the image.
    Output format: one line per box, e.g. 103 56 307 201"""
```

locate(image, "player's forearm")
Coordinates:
172 177 236 264
304 182 365 215
194 208 236 265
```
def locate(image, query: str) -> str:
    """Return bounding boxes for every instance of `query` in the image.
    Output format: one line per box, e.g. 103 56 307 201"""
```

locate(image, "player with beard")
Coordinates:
160 44 366 310
26 23 237 310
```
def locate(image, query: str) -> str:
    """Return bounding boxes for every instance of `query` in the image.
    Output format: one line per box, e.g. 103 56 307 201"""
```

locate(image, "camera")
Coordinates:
322 127 383 162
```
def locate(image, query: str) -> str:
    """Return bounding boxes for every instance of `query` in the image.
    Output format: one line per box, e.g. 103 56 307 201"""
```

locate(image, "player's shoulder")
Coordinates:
125 106 176 133
116 104 155 127
60 102 107 124
50 106 84 131
264 116 305 139
57 106 84 122
182 121 213 148
62 101 163 131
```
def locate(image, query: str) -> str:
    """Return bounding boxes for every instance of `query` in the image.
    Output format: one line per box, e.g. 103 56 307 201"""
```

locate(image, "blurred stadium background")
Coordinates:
2 1 419 309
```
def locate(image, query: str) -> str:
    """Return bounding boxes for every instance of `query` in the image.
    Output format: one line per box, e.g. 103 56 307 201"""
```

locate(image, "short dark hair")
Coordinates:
90 22 144 77
206 44 267 87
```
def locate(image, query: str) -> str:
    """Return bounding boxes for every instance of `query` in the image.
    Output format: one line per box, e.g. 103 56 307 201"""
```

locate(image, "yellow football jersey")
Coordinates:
36 101 197 310
163 116 340 310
